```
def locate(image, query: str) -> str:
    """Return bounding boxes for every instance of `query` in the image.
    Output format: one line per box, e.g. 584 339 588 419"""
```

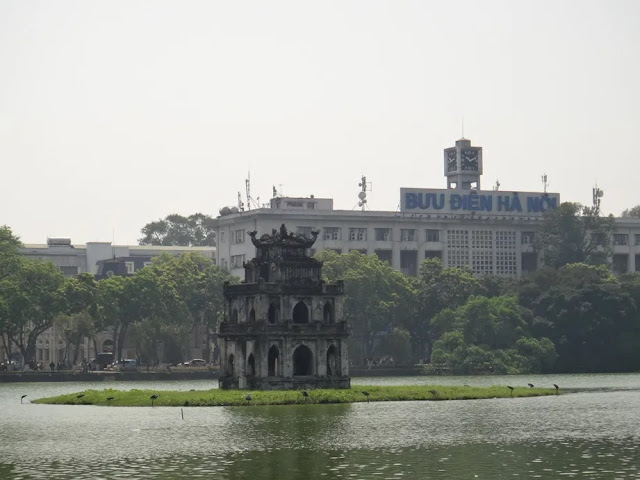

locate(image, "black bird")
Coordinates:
20 395 27 404
528 383 534 388
245 394 252 401
107 396 115 402
463 385 471 388
507 386 514 396
553 384 559 394
76 394 85 399
429 389 437 396
301 390 309 402
150 394 159 407
362 391 370 403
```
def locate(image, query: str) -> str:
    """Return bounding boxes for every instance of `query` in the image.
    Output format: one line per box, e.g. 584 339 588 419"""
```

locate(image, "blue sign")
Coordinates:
400 189 559 215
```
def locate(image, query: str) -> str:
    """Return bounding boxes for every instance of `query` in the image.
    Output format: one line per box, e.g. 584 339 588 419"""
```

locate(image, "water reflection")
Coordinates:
1 375 640 478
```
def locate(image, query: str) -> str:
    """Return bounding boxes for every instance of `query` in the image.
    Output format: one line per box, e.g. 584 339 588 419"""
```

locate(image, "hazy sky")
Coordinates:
1 0 638 244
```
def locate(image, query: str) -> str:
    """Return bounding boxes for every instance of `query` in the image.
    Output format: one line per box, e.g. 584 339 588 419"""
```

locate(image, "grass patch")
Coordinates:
32 385 557 407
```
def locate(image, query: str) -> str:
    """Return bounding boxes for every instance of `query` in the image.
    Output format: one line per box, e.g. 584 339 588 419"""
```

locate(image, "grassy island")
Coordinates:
33 385 557 407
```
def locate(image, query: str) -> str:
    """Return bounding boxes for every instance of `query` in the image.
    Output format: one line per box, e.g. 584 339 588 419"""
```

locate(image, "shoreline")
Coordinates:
32 385 558 407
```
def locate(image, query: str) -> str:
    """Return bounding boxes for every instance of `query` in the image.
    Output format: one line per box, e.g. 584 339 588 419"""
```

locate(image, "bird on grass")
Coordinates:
106 396 115 402
553 384 559 394
429 389 438 396
301 390 309 402
362 391 370 403
507 386 514 396
528 383 534 388
76 394 85 399
245 394 252 402
20 395 27 404
150 394 159 407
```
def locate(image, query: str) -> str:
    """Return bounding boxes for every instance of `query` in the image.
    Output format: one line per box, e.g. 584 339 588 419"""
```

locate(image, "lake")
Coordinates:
1 373 639 479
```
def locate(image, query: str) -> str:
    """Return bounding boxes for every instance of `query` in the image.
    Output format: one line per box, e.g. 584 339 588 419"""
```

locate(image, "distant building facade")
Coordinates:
213 138 640 278
14 239 216 367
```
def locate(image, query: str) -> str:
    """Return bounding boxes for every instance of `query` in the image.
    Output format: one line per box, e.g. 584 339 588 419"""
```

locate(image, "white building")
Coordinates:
214 138 640 278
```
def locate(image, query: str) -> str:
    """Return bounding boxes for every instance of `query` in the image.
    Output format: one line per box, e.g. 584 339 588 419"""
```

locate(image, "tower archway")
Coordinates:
247 353 256 376
268 345 279 376
326 345 338 376
292 301 309 324
323 302 333 323
293 345 313 376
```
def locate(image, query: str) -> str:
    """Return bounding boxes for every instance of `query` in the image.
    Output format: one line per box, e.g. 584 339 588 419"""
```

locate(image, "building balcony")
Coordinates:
224 280 344 296
219 321 350 337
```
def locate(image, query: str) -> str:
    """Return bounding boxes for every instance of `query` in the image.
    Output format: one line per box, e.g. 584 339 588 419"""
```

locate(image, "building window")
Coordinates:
297 226 314 238
324 227 341 241
125 262 135 274
287 201 304 207
232 229 245 244
400 229 416 242
374 228 391 241
219 231 225 243
635 234 640 246
220 258 228 268
307 202 315 209
143 261 152 268
425 229 440 242
230 254 245 268
59 266 78 276
349 228 367 241
613 234 628 246
521 232 535 245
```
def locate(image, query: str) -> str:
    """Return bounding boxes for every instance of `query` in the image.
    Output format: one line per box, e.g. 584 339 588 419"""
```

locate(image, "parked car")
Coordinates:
185 359 207 367
115 359 138 371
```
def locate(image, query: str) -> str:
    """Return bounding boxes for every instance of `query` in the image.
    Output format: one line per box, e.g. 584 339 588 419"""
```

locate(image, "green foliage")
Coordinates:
315 250 417 362
620 205 640 218
33 384 557 407
138 213 216 247
518 263 640 372
0 258 67 362
377 327 412 364
535 202 614 268
430 295 557 374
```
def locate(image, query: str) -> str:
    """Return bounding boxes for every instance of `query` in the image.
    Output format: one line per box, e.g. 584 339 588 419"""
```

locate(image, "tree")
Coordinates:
535 202 614 269
411 259 485 361
315 250 417 365
519 263 640 372
0 226 22 360
620 205 640 219
138 213 216 247
430 295 557 374
0 258 67 364
143 252 237 362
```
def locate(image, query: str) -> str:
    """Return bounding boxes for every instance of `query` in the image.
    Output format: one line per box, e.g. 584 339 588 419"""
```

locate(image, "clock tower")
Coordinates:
444 138 483 190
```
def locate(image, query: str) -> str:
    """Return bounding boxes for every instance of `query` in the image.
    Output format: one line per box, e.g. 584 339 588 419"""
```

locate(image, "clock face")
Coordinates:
446 150 457 172
460 149 478 171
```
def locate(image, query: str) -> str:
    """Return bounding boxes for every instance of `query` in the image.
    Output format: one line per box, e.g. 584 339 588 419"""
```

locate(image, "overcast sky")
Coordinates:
1 0 638 244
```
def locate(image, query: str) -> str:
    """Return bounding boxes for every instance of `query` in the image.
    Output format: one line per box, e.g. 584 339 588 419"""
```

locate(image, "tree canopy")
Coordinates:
138 213 216 247
535 202 614 269
621 205 640 219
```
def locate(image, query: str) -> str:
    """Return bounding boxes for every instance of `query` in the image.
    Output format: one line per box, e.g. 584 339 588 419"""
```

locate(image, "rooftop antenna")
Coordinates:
461 116 465 139
244 171 261 209
354 175 372 211
592 182 604 214
492 180 500 191
541 173 549 193
237 191 244 212
245 172 251 211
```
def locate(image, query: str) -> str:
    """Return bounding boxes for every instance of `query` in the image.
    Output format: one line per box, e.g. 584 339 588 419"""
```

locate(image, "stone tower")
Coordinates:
218 224 350 390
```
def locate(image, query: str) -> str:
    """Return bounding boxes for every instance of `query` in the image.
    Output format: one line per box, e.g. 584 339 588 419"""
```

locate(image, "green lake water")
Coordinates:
1 374 639 479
